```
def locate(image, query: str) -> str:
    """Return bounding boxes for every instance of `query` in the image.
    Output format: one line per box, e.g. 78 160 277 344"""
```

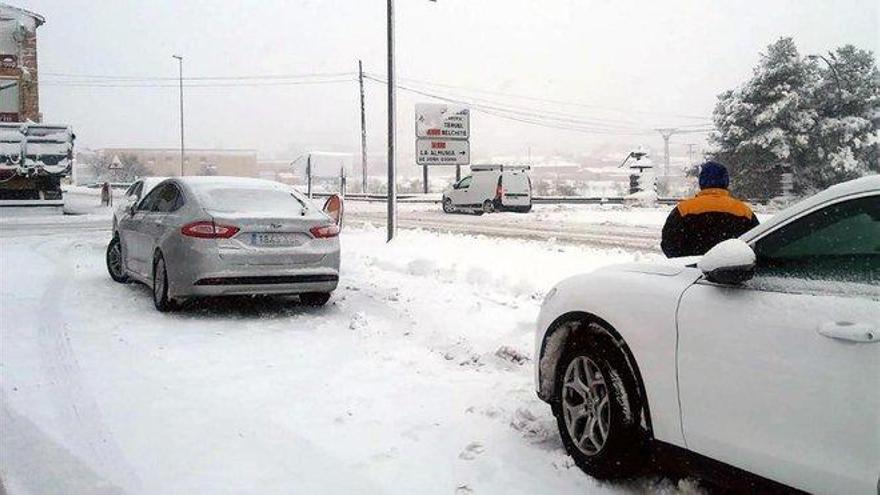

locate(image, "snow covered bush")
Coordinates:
709 38 879 199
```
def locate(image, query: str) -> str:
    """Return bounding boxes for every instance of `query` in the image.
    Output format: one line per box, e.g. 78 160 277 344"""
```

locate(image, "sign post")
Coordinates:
415 103 470 189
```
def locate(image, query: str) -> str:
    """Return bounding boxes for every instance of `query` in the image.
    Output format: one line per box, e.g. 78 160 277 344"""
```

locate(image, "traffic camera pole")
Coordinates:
358 60 368 194
386 0 397 242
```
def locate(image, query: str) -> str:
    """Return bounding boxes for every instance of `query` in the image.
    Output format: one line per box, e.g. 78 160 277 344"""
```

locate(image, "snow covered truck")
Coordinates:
0 122 75 208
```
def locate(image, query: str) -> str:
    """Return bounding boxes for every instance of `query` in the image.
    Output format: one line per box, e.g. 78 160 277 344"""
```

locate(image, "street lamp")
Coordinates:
386 0 397 242
807 53 844 109
385 0 437 242
172 54 185 176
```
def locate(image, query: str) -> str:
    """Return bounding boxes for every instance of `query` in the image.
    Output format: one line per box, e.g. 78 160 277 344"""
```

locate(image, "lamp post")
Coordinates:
172 54 185 176
807 53 844 109
386 0 397 242
386 0 437 241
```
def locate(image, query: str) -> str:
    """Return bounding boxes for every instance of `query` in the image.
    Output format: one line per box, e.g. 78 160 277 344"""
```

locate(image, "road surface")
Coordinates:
1 211 689 494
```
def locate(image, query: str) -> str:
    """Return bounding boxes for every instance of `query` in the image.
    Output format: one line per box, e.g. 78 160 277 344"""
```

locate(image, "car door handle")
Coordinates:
818 322 878 343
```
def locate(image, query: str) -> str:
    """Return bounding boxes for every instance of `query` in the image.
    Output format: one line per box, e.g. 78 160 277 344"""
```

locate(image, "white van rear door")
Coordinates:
501 171 531 206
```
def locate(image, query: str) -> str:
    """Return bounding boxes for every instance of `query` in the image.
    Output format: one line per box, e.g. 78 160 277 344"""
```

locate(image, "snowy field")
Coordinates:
0 195 706 494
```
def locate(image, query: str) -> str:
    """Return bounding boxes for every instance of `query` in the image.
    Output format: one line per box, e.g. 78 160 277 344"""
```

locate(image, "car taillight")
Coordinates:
309 224 340 238
496 185 503 199
181 221 240 239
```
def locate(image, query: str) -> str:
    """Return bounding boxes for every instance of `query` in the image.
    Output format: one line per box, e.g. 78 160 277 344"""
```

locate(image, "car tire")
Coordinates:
442 197 454 214
551 329 648 480
106 235 129 283
152 252 177 312
300 292 331 306
482 200 495 214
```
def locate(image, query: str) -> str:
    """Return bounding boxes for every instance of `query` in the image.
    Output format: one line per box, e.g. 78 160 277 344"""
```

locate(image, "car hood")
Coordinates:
595 258 699 277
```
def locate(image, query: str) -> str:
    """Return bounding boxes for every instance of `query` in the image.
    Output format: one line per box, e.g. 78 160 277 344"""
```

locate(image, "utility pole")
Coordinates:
686 143 697 167
306 153 312 199
655 128 678 179
358 60 368 194
386 0 397 242
172 54 185 176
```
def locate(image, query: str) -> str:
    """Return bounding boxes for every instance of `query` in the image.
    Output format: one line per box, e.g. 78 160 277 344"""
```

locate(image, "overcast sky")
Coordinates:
17 0 880 170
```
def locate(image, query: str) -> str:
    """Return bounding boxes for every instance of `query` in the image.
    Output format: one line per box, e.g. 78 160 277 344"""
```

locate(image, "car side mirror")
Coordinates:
698 239 756 285
323 194 344 228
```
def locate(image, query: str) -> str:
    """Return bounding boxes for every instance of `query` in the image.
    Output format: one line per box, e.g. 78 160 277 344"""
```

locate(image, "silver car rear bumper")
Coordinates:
163 237 341 298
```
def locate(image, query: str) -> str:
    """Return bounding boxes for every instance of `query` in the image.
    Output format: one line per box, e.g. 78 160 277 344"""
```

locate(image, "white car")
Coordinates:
442 165 532 214
535 175 879 493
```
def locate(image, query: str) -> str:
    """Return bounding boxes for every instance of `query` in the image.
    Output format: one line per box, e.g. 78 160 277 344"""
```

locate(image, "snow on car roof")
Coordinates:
175 176 293 191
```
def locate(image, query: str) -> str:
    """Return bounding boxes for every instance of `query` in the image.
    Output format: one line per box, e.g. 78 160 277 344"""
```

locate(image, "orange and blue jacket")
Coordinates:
661 188 759 258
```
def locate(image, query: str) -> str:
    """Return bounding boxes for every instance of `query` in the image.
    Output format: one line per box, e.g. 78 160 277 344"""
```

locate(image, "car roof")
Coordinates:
168 176 304 197
744 174 879 241
173 176 285 188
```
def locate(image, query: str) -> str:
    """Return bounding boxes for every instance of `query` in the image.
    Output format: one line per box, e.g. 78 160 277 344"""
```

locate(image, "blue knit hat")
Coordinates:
699 161 729 189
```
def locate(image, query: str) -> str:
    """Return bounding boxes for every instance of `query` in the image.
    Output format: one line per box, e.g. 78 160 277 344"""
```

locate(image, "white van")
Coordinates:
442 165 532 214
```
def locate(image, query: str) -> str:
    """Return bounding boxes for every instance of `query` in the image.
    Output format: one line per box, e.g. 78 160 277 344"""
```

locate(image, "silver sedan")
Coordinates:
106 177 341 311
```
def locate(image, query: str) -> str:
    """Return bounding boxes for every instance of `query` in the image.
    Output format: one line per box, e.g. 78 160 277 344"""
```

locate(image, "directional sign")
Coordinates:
109 155 123 170
415 104 469 140
416 139 469 166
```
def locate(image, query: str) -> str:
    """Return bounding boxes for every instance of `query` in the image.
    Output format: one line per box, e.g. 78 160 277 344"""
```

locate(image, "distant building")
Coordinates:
91 148 259 178
0 3 43 122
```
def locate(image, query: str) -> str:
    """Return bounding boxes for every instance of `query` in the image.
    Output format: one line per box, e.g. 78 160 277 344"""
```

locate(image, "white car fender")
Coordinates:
535 263 703 447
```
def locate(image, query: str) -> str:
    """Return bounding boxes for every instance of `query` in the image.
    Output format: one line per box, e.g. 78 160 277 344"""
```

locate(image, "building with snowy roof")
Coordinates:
0 2 43 123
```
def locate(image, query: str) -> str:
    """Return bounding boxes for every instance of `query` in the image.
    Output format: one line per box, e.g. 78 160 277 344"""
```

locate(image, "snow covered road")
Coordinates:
1 214 696 494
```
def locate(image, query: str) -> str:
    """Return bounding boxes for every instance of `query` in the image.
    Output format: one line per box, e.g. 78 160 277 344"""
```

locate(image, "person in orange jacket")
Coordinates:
661 161 759 258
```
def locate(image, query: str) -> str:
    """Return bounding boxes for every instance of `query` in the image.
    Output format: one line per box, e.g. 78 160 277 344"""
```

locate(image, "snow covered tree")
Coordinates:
801 45 880 192
710 38 879 199
710 38 817 199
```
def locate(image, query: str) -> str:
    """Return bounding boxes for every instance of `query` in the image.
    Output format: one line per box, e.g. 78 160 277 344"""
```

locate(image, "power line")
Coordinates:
384 73 712 122
364 74 656 135
42 78 357 88
41 71 356 82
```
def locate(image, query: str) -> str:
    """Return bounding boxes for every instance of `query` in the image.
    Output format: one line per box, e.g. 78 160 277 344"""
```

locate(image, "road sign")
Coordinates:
109 155 123 170
416 139 469 166
415 104 469 140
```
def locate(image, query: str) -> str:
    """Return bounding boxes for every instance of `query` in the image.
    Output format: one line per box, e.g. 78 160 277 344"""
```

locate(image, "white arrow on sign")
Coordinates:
416 139 469 166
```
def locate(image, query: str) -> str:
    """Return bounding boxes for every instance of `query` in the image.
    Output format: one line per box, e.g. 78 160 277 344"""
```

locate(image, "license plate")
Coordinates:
250 233 302 247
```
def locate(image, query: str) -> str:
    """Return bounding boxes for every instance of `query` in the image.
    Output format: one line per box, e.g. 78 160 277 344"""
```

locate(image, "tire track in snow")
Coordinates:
347 211 660 252
34 237 141 493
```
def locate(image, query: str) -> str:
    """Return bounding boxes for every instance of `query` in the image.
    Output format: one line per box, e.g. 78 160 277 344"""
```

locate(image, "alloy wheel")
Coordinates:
108 241 124 278
562 356 611 455
154 258 166 302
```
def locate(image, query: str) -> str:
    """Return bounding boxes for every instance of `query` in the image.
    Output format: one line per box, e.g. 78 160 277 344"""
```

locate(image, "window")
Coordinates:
137 186 163 211
125 181 143 199
0 78 20 119
198 187 306 215
153 184 184 212
457 176 472 189
754 195 879 283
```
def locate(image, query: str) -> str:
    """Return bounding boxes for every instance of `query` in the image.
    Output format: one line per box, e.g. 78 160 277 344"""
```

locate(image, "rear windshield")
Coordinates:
199 187 307 215
504 172 530 190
